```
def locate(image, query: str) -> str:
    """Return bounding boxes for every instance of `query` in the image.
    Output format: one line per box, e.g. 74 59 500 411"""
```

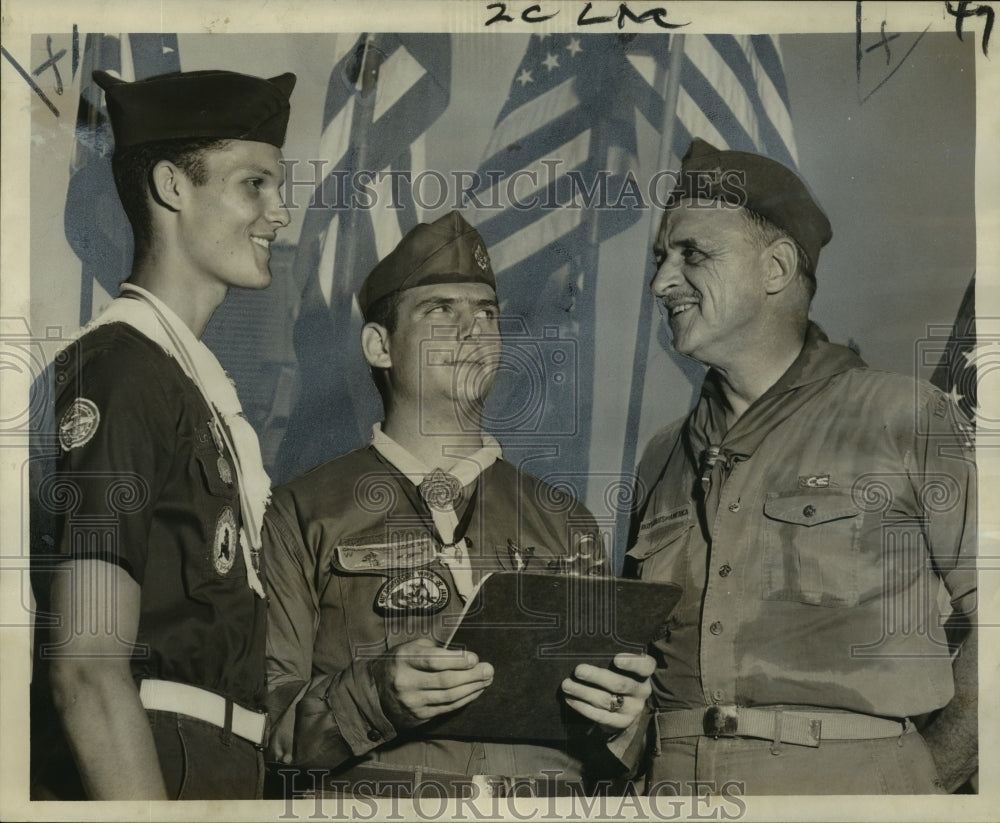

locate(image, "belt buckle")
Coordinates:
703 705 739 738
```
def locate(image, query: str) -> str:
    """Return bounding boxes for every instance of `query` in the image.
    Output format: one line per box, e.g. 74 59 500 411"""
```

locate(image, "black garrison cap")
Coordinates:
93 69 296 149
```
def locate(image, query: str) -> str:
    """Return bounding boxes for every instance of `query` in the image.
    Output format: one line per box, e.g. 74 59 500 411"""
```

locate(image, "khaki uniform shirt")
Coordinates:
626 325 976 718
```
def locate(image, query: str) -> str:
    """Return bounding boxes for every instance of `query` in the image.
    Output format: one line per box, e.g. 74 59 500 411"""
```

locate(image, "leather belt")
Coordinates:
656 706 907 748
139 679 267 746
324 763 587 797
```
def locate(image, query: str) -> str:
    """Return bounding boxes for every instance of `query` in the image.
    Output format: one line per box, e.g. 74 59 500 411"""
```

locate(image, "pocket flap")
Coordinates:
764 491 860 527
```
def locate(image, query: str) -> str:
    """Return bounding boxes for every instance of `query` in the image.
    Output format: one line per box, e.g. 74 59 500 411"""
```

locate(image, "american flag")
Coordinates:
930 273 977 430
466 33 800 511
68 33 180 325
275 34 451 482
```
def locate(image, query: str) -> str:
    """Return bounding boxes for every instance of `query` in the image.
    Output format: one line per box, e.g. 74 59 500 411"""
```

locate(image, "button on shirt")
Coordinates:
625 324 976 718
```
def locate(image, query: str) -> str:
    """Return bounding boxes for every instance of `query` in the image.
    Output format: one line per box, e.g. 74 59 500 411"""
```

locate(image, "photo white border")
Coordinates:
2 1 997 821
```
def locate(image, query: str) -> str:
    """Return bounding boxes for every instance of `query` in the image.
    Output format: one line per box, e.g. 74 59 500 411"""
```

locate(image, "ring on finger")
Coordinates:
608 693 625 713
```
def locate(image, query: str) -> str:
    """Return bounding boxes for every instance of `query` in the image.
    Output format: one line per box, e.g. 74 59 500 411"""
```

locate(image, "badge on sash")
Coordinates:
59 398 100 451
213 506 237 575
375 569 450 614
217 455 233 486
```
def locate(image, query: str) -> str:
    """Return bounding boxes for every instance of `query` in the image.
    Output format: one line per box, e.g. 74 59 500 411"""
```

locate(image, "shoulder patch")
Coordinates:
59 398 100 451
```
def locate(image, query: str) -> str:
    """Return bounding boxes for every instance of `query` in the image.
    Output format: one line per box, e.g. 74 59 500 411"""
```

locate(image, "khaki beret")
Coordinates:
671 138 832 270
359 211 497 318
94 69 296 150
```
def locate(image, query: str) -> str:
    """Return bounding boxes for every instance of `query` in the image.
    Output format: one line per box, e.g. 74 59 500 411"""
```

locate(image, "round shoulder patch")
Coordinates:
59 398 100 451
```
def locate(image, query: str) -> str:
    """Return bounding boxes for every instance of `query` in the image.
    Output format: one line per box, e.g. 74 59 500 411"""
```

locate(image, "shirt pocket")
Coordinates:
194 442 237 501
762 490 864 607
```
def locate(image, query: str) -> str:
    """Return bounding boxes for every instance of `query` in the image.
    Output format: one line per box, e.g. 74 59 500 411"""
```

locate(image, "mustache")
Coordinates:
661 291 702 311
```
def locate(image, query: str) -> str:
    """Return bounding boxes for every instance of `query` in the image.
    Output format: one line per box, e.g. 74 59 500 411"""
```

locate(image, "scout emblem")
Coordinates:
58 398 100 451
217 455 233 485
213 506 237 575
473 243 490 272
375 569 449 614
419 469 463 511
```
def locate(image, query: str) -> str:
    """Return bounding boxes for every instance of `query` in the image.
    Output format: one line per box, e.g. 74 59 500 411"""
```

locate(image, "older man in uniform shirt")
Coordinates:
265 211 655 798
30 69 295 799
625 139 977 794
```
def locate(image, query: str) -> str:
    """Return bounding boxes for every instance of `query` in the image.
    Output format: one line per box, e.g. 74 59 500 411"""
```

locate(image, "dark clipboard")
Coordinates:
422 572 682 742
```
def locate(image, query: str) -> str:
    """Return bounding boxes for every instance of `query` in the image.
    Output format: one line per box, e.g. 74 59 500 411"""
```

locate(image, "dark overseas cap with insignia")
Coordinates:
93 69 296 150
672 138 832 270
359 211 497 318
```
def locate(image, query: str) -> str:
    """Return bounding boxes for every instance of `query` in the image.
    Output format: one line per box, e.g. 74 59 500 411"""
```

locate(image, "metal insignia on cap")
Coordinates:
474 243 490 272
59 398 100 451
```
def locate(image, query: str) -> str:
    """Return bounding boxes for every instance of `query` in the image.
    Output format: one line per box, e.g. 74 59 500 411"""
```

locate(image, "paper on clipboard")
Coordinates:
424 572 682 742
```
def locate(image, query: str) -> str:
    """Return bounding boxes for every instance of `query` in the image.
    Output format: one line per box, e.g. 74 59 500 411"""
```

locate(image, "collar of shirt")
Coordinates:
369 423 502 601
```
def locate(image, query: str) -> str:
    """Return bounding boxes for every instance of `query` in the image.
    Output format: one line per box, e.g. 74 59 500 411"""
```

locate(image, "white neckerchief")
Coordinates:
370 423 501 602
85 283 270 597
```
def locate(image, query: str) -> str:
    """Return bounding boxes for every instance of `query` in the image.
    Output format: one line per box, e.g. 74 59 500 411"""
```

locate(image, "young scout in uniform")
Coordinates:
264 211 655 797
626 139 977 794
31 69 295 799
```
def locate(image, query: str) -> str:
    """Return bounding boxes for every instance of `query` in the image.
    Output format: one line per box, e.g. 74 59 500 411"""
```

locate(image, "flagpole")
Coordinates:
335 33 384 441
613 33 686 572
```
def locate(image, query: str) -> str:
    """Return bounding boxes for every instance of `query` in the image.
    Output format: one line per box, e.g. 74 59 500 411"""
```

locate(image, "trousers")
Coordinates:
645 730 945 795
147 709 264 799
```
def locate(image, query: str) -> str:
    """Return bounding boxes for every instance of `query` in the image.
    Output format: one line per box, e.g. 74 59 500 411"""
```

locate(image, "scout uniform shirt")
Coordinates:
264 440 607 780
626 324 977 718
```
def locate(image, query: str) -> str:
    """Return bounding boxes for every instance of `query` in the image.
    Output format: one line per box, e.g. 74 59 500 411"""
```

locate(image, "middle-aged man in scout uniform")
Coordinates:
264 211 656 798
625 138 977 794
30 68 295 800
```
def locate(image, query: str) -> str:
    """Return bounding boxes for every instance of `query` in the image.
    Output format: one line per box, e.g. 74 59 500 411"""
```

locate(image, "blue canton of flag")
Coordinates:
275 34 451 483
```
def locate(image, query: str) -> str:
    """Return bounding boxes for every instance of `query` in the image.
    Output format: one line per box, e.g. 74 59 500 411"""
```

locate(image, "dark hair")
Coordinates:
363 290 403 335
740 208 817 301
111 138 232 255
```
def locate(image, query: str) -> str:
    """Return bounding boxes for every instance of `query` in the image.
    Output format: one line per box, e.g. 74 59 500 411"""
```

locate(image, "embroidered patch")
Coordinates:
58 398 100 451
375 569 450 614
639 505 690 532
473 243 490 272
335 536 436 572
213 506 237 575
797 474 831 489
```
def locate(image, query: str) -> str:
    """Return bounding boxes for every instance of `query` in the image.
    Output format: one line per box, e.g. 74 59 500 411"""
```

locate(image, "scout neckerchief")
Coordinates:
85 284 270 597
370 423 502 602
684 323 864 536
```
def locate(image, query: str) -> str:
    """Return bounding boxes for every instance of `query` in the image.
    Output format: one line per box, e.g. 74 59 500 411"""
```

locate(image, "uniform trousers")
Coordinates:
147 709 264 799
645 729 945 795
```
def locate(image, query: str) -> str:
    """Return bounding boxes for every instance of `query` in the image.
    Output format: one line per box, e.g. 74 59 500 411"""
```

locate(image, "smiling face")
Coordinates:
382 282 502 413
176 140 289 292
650 203 771 368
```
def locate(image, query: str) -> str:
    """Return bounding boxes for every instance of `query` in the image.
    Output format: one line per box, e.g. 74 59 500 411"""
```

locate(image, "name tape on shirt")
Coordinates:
335 535 436 572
